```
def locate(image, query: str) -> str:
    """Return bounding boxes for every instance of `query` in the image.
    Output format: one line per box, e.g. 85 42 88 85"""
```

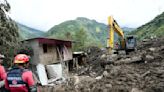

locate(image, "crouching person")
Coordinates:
5 54 37 92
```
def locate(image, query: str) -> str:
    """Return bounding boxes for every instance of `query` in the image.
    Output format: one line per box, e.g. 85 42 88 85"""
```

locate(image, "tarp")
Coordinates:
46 64 63 79
36 64 48 85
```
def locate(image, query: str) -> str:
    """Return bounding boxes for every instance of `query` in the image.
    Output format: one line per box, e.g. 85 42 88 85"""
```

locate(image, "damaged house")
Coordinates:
22 37 72 85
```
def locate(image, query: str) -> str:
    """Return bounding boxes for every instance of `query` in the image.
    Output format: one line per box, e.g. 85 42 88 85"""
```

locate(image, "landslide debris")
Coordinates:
40 38 164 92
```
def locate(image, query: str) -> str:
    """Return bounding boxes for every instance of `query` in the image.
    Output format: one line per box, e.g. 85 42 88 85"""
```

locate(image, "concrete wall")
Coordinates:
39 44 59 65
28 40 40 65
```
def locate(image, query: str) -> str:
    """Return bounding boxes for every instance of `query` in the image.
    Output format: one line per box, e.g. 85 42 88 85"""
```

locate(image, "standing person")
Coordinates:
5 54 37 92
0 54 6 92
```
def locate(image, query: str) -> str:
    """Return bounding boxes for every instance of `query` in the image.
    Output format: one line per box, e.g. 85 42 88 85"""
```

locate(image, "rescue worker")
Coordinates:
5 54 37 92
0 54 6 92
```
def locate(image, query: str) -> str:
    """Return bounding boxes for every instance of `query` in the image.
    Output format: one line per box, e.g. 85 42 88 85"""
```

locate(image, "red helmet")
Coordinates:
14 54 30 64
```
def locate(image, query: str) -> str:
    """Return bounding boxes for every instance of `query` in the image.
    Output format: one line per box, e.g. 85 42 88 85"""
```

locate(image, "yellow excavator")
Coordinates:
107 16 136 54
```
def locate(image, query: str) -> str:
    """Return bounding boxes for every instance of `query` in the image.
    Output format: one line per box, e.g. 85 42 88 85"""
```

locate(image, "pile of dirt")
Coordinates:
40 38 164 92
72 46 106 77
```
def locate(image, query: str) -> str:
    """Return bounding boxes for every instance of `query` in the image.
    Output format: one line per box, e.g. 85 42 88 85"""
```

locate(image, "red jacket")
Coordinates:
5 68 35 92
0 65 6 81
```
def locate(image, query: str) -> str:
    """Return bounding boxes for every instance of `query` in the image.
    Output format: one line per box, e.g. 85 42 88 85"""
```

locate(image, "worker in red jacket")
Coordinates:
0 54 6 92
5 54 37 92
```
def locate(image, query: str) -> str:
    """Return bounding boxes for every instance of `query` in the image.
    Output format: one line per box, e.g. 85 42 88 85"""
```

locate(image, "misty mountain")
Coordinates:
17 23 45 40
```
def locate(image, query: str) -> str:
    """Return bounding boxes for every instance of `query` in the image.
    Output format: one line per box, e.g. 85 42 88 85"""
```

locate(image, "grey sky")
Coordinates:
7 0 164 31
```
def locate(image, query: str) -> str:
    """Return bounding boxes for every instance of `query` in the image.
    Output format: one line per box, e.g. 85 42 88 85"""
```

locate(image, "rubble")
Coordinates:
131 88 143 92
145 55 154 61
149 47 156 52
115 56 142 64
39 38 164 92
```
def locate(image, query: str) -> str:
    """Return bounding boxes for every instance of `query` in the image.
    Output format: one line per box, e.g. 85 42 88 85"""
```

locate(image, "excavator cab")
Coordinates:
125 36 136 51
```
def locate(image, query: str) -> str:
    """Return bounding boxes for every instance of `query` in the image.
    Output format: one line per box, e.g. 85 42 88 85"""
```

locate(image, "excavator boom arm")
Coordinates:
107 16 125 52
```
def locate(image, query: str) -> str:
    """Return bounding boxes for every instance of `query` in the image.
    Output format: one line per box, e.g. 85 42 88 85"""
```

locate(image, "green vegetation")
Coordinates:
47 17 108 50
73 28 88 51
17 23 45 40
47 17 133 51
130 12 164 40
0 0 38 67
16 17 134 51
0 1 19 67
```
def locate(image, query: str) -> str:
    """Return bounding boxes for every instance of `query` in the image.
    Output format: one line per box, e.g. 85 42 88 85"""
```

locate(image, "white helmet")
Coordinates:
0 54 5 59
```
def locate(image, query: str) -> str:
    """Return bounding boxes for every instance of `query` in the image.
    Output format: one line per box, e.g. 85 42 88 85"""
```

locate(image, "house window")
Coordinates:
43 44 47 53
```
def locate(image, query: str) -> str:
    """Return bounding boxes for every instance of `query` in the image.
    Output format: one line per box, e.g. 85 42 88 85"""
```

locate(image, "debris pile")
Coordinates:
80 46 106 76
40 38 164 92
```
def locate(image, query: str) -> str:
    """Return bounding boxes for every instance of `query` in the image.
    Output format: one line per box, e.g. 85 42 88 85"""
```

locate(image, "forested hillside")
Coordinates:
130 12 164 40
47 17 107 48
47 17 133 50
0 0 19 66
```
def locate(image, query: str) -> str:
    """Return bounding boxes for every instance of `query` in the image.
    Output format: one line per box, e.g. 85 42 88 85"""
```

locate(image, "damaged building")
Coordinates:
22 37 73 85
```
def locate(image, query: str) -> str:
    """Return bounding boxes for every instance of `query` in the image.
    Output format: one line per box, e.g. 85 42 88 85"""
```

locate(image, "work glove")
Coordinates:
0 80 5 88
29 85 37 92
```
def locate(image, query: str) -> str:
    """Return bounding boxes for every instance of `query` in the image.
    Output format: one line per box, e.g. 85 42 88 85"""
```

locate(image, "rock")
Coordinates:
111 54 118 59
105 84 112 88
145 55 154 60
115 56 142 64
115 81 122 85
131 88 143 92
101 54 106 59
103 71 109 77
149 47 156 52
131 56 142 62
89 72 96 77
106 54 118 62
110 66 121 76
95 75 103 80
73 76 80 85
73 75 95 85
115 58 131 64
